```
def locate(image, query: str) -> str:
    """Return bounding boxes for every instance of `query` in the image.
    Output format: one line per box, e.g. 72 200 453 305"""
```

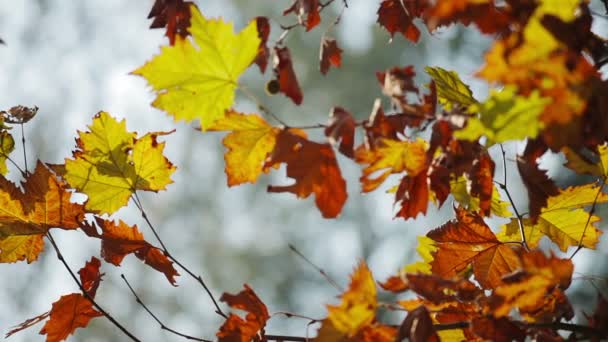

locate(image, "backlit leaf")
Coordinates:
0 131 14 176
134 5 260 129
563 143 608 177
147 0 195 45
455 87 550 146
0 235 44 263
273 46 303 105
63 112 175 214
39 294 103 342
450 176 512 217
320 37 343 75
209 111 280 186
217 284 269 342
377 0 426 42
425 66 477 110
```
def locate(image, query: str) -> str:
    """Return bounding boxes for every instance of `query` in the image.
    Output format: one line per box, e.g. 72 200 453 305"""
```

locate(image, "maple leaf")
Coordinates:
377 0 428 43
283 0 321 31
0 235 44 264
147 0 195 45
490 250 574 322
265 130 347 218
63 112 175 214
427 207 521 289
355 138 428 192
318 261 377 337
209 111 280 186
320 37 343 75
0 130 14 176
425 66 477 110
500 184 608 252
563 143 608 177
273 46 303 105
39 293 103 342
254 17 270 73
324 107 356 159
405 274 483 304
455 87 550 146
0 162 84 239
134 5 260 129
217 284 269 342
425 0 510 34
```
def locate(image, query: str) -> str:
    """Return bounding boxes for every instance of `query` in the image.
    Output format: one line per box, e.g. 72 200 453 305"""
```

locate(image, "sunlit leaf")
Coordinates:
425 66 477 110
217 284 269 342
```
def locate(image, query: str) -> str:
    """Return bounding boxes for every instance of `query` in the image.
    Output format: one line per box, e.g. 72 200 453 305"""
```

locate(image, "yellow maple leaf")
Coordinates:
355 138 428 192
133 5 260 130
326 261 377 336
499 184 608 251
425 66 477 110
455 87 550 146
0 235 44 263
404 236 437 274
208 111 279 186
562 143 608 177
450 175 512 217
64 112 175 214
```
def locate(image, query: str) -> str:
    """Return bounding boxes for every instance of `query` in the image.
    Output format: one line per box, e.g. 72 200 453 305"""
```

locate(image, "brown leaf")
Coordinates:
470 152 495 216
377 0 428 43
426 1 510 34
147 0 195 45
39 294 103 342
586 293 608 337
1 105 38 124
320 37 343 75
325 107 356 158
517 139 558 223
398 306 439 342
266 130 347 218
254 17 270 73
5 311 50 338
406 273 483 303
471 316 526 342
273 46 303 105
395 171 430 219
217 284 269 342
283 0 321 31
427 207 521 289
379 274 409 293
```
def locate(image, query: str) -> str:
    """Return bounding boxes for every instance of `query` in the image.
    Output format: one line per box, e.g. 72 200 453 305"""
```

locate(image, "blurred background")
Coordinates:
0 1 607 341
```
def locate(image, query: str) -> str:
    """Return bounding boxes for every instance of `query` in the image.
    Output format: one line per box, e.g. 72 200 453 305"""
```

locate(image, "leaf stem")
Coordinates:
46 232 140 342
120 274 212 342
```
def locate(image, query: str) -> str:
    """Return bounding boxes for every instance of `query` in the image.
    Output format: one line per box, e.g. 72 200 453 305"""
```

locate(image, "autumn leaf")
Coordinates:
0 130 14 176
147 0 195 45
79 257 103 298
425 0 510 34
470 316 526 342
0 235 44 263
209 111 280 186
217 284 269 342
266 130 347 218
0 162 84 239
273 46 303 105
425 66 477 110
39 293 103 342
377 0 426 43
397 306 439 342
253 17 270 73
134 5 260 129
455 87 550 146
563 143 608 177
427 207 521 289
404 274 483 304
283 0 321 31
325 261 377 336
325 107 356 159
403 236 437 274
320 37 342 75
450 176 512 217
63 112 175 214
355 138 428 192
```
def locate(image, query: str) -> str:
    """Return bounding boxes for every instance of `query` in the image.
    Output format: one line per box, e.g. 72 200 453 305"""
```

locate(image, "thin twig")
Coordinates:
131 193 228 319
120 274 211 342
238 85 288 127
20 123 27 175
46 232 140 342
570 177 606 259
266 335 309 342
498 144 529 251
288 244 343 292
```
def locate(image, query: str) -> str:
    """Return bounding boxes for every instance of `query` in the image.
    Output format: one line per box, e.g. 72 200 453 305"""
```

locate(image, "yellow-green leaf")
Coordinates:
64 112 175 214
450 176 512 217
208 111 279 186
499 184 608 251
425 66 477 110
133 5 260 130
455 87 550 146
0 131 15 176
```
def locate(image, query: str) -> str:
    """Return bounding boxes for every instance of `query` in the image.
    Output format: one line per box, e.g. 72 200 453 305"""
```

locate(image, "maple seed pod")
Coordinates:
265 79 280 95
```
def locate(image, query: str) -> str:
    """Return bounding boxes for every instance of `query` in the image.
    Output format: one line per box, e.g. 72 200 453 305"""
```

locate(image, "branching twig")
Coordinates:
131 193 228 320
497 144 529 251
288 244 343 292
570 177 606 259
120 274 211 342
46 232 140 342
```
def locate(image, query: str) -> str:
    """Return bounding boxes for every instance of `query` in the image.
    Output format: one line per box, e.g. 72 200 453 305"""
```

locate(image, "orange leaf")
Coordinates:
405 273 482 304
39 293 103 342
273 47 303 105
217 284 269 342
91 218 179 286
397 306 439 342
377 0 426 42
283 0 321 31
266 130 347 218
470 316 526 342
320 37 342 75
426 0 509 34
326 261 377 336
325 107 355 159
427 207 521 289
78 257 103 298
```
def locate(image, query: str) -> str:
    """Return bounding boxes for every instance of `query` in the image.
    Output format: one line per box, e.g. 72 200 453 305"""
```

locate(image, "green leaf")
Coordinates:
425 66 477 110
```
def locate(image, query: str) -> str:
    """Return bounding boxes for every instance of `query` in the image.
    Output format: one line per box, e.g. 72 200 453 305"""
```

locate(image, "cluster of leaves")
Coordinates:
2 0 608 341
